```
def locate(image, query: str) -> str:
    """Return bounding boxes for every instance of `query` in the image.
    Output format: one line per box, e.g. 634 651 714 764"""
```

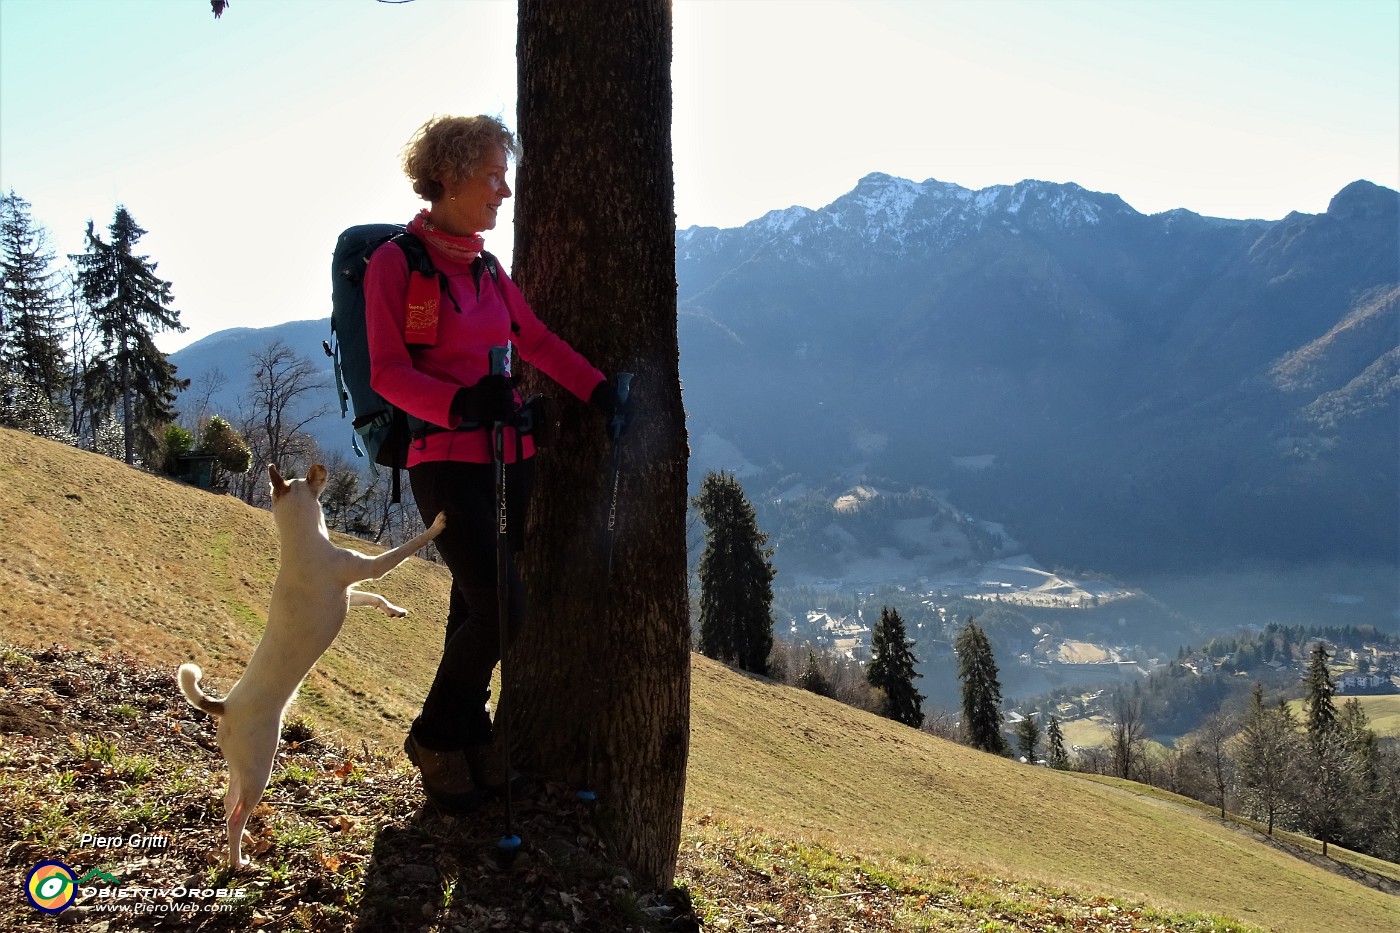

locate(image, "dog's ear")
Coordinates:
268 464 290 500
306 463 329 497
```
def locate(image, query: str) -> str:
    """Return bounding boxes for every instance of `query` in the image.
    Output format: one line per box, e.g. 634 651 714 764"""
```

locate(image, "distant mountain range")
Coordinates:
171 174 1400 577
676 174 1399 573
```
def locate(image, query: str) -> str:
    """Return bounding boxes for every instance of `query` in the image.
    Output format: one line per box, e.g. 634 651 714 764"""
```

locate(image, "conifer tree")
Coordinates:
71 206 187 464
1303 641 1338 740
694 470 775 675
798 650 833 698
866 606 925 728
1375 746 1400 864
956 618 1008 754
1046 715 1070 769
1016 713 1042 762
0 190 68 401
1338 697 1379 781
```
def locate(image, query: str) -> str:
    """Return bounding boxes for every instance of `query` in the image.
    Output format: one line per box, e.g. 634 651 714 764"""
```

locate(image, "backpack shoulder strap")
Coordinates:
394 231 462 321
391 232 436 276
480 249 501 282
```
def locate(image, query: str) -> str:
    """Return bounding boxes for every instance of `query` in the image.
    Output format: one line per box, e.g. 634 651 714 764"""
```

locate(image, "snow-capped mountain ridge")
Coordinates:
673 177 1398 573
678 172 1208 263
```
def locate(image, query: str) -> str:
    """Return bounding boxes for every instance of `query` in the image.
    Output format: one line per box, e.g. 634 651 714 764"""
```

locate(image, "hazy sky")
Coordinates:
2 0 1396 352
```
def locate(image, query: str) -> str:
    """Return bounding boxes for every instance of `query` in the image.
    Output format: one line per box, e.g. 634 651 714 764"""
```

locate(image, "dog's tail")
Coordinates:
177 664 227 717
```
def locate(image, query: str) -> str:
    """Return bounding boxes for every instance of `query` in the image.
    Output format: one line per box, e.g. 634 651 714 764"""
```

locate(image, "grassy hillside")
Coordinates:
1289 695 1400 736
685 657 1398 932
1357 694 1400 735
0 428 451 746
2 429 1397 932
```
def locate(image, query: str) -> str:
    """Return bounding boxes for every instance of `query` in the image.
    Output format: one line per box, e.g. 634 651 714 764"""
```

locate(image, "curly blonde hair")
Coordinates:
401 115 518 202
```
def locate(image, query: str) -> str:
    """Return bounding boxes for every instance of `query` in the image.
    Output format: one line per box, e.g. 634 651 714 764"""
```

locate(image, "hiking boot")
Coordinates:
403 734 484 813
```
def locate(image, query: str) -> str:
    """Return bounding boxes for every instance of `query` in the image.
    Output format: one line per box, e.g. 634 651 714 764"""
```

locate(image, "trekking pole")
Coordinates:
488 346 522 862
579 372 633 803
604 372 634 578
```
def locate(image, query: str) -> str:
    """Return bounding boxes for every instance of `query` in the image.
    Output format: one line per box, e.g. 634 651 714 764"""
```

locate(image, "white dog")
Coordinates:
179 463 446 867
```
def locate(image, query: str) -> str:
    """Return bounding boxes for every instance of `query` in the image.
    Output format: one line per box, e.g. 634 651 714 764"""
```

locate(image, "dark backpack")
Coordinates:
325 223 499 501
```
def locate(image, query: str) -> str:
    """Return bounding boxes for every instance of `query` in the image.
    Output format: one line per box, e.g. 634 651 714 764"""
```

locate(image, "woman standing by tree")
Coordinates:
365 115 629 812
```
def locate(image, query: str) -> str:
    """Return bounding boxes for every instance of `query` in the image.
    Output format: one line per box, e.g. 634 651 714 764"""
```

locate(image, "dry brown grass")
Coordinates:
0 428 450 746
3 428 1396 933
685 656 1399 933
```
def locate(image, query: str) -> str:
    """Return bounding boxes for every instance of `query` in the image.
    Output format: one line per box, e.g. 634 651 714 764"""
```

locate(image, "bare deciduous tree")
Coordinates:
1188 711 1238 819
1237 687 1300 835
181 366 229 434
1109 693 1148 781
921 707 962 744
235 340 328 503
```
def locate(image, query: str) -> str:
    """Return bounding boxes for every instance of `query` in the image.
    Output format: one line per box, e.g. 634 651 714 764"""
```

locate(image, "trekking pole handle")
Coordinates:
488 346 509 463
609 372 634 441
488 345 509 381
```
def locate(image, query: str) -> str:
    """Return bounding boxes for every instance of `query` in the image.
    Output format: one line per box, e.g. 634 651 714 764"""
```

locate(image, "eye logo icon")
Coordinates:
26 860 77 913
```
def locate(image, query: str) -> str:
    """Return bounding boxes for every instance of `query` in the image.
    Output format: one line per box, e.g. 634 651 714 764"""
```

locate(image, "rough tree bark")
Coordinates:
510 0 689 890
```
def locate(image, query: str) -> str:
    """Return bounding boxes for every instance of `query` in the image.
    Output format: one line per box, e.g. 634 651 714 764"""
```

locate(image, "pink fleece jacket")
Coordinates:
365 237 604 465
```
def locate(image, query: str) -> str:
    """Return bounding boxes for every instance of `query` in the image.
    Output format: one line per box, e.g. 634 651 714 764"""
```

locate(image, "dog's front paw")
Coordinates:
429 511 447 535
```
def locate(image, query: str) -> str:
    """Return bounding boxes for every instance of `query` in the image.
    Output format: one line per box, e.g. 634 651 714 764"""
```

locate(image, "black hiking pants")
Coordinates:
408 456 533 751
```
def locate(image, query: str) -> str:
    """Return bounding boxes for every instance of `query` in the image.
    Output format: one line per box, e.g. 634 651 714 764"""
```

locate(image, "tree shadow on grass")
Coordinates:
353 785 693 931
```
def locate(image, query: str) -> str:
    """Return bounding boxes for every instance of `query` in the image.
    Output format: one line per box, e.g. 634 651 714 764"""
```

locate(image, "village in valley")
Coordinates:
770 481 1400 748
765 480 1397 701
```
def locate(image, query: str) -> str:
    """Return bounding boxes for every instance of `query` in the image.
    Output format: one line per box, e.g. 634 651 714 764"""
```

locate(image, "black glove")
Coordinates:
590 375 635 438
452 373 517 424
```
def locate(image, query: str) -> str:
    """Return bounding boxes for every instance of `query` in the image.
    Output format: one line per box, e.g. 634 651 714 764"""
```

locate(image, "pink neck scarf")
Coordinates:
408 209 484 265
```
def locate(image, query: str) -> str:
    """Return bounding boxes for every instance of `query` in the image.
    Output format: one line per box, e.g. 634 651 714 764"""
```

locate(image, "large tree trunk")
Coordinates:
511 0 689 890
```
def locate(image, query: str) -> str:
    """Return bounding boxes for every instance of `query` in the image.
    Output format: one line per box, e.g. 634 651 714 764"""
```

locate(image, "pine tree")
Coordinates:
1046 715 1070 769
71 206 187 464
0 190 68 401
956 618 1007 755
1016 714 1042 762
694 470 775 676
1375 746 1400 864
1337 697 1381 853
798 650 833 698
1338 697 1379 780
1303 641 1338 740
866 606 925 728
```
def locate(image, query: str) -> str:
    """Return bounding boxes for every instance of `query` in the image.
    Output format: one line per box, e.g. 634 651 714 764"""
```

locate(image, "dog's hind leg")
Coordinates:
224 779 253 868
224 773 271 869
220 720 278 869
349 589 407 617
